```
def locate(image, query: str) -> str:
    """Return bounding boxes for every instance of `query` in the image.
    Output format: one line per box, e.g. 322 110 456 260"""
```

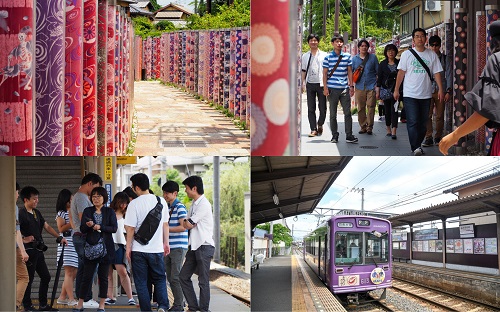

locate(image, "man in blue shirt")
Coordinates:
162 181 188 312
352 39 379 135
322 34 358 143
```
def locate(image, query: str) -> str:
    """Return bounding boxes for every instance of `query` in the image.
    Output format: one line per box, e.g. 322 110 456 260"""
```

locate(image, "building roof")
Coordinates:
155 3 193 15
389 186 500 228
443 171 500 194
156 11 184 19
251 156 352 228
135 0 150 7
130 5 154 15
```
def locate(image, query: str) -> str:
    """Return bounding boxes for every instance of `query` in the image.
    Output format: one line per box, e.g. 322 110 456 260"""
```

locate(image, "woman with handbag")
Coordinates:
73 187 117 312
377 44 400 139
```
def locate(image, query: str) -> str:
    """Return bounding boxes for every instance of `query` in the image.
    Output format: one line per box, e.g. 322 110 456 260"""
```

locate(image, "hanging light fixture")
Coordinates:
273 193 279 205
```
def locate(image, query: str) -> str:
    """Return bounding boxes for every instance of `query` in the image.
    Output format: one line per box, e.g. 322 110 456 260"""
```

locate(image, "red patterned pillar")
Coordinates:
251 0 291 155
83 0 97 155
97 0 107 155
0 1 35 155
476 11 487 148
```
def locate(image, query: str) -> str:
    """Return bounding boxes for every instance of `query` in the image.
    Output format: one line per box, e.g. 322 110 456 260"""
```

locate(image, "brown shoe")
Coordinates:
308 130 318 137
358 129 367 134
317 125 323 135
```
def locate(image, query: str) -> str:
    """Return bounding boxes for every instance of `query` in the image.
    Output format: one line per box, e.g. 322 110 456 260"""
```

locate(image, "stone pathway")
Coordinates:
133 81 250 156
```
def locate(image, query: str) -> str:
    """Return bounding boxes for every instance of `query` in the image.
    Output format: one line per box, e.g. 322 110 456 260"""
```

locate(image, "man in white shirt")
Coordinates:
179 176 215 312
125 173 170 312
302 34 328 137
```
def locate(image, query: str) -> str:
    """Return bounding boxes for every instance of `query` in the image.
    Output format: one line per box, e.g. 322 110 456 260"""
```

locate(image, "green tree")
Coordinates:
149 168 188 204
186 0 249 29
149 0 161 11
155 20 176 31
256 223 293 247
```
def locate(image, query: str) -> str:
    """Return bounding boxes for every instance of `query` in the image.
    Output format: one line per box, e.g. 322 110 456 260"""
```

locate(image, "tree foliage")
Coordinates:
256 223 293 247
149 168 188 205
149 0 161 11
186 0 249 29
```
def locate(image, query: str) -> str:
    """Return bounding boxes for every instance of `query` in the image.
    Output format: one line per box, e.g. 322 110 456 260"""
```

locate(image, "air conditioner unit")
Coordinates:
425 0 441 12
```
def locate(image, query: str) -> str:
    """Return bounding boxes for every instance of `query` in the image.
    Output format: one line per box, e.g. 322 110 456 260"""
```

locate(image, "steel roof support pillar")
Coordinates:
441 218 447 268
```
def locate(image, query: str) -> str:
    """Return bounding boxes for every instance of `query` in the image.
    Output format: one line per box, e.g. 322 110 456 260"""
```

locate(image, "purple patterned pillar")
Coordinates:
241 28 249 124
35 0 64 155
476 11 487 148
453 8 468 154
444 21 454 137
0 1 35 156
83 0 97 155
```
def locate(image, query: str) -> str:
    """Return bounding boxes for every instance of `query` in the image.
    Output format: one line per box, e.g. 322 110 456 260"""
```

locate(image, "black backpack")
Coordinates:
134 196 163 245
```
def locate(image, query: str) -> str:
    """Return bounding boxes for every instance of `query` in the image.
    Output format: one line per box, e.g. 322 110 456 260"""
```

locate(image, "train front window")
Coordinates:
335 232 363 265
365 231 389 264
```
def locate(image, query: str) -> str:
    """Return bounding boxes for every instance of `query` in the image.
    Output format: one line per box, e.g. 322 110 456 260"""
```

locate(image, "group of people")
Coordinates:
302 28 451 155
15 172 215 312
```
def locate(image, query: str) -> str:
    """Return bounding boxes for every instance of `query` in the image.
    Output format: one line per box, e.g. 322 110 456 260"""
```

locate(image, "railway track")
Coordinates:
391 278 499 311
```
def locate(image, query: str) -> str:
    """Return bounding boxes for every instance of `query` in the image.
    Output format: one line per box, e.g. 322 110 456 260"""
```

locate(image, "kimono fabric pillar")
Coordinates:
0 0 34 156
485 5 500 154
97 0 107 155
65 0 83 156
83 0 98 155
36 0 65 155
297 2 303 154
241 28 249 124
453 8 468 155
250 0 290 155
113 6 120 155
476 11 487 150
106 3 115 155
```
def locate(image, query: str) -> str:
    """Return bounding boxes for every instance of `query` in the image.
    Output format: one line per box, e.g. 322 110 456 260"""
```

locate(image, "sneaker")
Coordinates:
72 309 84 312
331 134 339 143
97 309 105 312
413 147 423 156
317 125 323 135
38 305 58 311
168 306 183 312
56 299 68 305
346 135 358 143
158 308 166 312
391 135 397 140
23 306 37 312
434 137 441 145
367 130 373 135
128 298 136 305
379 116 385 121
83 299 99 309
308 130 318 137
67 300 78 306
422 137 433 147
104 298 116 305
358 129 367 134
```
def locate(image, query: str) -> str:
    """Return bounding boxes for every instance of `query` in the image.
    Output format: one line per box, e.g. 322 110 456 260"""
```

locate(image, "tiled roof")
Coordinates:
155 11 184 19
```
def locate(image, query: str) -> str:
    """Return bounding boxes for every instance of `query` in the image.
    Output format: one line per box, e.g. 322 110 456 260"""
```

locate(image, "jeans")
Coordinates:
16 247 29 308
23 249 51 308
306 83 327 131
132 251 169 311
166 248 188 309
73 234 92 301
180 245 215 312
403 97 431 151
327 88 353 138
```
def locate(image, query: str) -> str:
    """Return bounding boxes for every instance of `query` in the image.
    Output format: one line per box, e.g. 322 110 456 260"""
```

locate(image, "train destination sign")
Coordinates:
358 219 371 226
337 222 353 228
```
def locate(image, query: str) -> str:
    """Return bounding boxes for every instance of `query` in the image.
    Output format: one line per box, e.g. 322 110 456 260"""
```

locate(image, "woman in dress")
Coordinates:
106 192 136 306
376 44 400 139
73 187 117 312
55 189 78 306
440 20 500 155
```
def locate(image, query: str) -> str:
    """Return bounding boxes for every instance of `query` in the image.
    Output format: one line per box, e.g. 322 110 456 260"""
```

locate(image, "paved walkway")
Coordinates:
133 81 250 156
300 96 443 156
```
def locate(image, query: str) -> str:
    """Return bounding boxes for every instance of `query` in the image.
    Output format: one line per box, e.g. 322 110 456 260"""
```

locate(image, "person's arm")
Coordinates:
374 58 380 97
322 65 329 96
56 214 72 233
393 69 406 101
301 54 307 93
434 72 445 103
125 225 135 264
16 230 29 262
348 65 354 96
439 111 489 155
163 222 170 256
44 222 68 245
100 208 117 234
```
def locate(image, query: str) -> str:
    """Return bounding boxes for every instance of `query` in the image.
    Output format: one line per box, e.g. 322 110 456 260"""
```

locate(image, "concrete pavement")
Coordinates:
133 81 250 156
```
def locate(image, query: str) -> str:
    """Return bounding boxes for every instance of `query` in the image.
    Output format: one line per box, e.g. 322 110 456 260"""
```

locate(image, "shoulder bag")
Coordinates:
409 48 434 82
134 196 163 245
84 229 107 260
327 54 343 79
353 53 369 83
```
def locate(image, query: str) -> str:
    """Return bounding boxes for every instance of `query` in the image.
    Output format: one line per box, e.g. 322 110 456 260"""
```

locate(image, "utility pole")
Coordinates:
351 0 359 40
323 0 327 37
352 187 365 212
335 0 340 35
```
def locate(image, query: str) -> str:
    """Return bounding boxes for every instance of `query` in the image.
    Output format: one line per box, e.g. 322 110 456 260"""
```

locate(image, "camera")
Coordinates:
33 240 48 252
63 231 72 237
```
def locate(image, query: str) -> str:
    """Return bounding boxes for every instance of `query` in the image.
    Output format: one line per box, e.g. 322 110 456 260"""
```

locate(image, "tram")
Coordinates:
303 215 392 304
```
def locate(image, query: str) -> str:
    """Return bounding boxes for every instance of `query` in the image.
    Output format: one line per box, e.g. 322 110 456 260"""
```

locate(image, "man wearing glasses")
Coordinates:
393 28 444 156
422 35 453 147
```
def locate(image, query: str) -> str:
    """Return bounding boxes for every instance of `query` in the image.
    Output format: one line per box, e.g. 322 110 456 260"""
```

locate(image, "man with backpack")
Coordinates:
393 28 444 155
125 173 170 312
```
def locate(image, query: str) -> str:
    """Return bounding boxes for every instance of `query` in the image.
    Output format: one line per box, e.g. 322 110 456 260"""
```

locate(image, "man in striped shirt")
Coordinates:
162 181 188 312
322 34 358 144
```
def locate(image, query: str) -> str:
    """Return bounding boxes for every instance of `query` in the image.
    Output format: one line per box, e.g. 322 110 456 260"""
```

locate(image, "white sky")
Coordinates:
286 156 500 240
157 0 194 11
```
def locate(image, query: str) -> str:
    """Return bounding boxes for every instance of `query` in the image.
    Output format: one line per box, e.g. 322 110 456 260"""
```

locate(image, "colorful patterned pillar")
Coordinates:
235 29 242 119
83 0 97 155
251 0 290 155
444 21 454 136
223 30 230 109
453 8 468 153
0 1 34 156
241 28 249 123
485 5 499 154
35 0 65 156
106 4 115 155
97 0 107 155
475 12 487 147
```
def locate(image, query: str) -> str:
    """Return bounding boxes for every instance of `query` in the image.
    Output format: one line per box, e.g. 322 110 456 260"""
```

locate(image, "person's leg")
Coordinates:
316 84 327 131
72 235 88 301
66 266 77 301
366 89 376 131
76 259 98 308
35 253 51 307
116 264 133 300
306 83 318 132
417 98 431 148
355 89 367 131
196 246 215 312
403 97 420 152
434 92 445 140
132 252 152 312
389 98 399 135
425 93 437 139
327 89 340 138
383 99 392 128
97 261 110 309
107 265 115 300
169 249 187 309
180 249 199 311
58 266 68 301
22 249 38 309
149 253 169 311
16 248 29 309
339 89 354 138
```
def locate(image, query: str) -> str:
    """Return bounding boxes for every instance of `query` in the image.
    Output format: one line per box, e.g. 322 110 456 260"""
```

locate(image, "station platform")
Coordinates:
251 254 346 311
393 261 500 308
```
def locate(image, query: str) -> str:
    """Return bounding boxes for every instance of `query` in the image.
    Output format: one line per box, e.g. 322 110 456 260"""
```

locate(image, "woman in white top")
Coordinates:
106 192 136 306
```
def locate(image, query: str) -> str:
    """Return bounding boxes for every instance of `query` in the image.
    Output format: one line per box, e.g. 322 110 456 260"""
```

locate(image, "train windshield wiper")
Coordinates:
367 256 378 267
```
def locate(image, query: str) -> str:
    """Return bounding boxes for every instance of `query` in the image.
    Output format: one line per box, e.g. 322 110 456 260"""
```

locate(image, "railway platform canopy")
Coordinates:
251 156 352 228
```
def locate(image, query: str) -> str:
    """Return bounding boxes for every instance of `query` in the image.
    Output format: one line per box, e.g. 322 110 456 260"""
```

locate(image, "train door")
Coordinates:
318 235 322 276
323 233 328 281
